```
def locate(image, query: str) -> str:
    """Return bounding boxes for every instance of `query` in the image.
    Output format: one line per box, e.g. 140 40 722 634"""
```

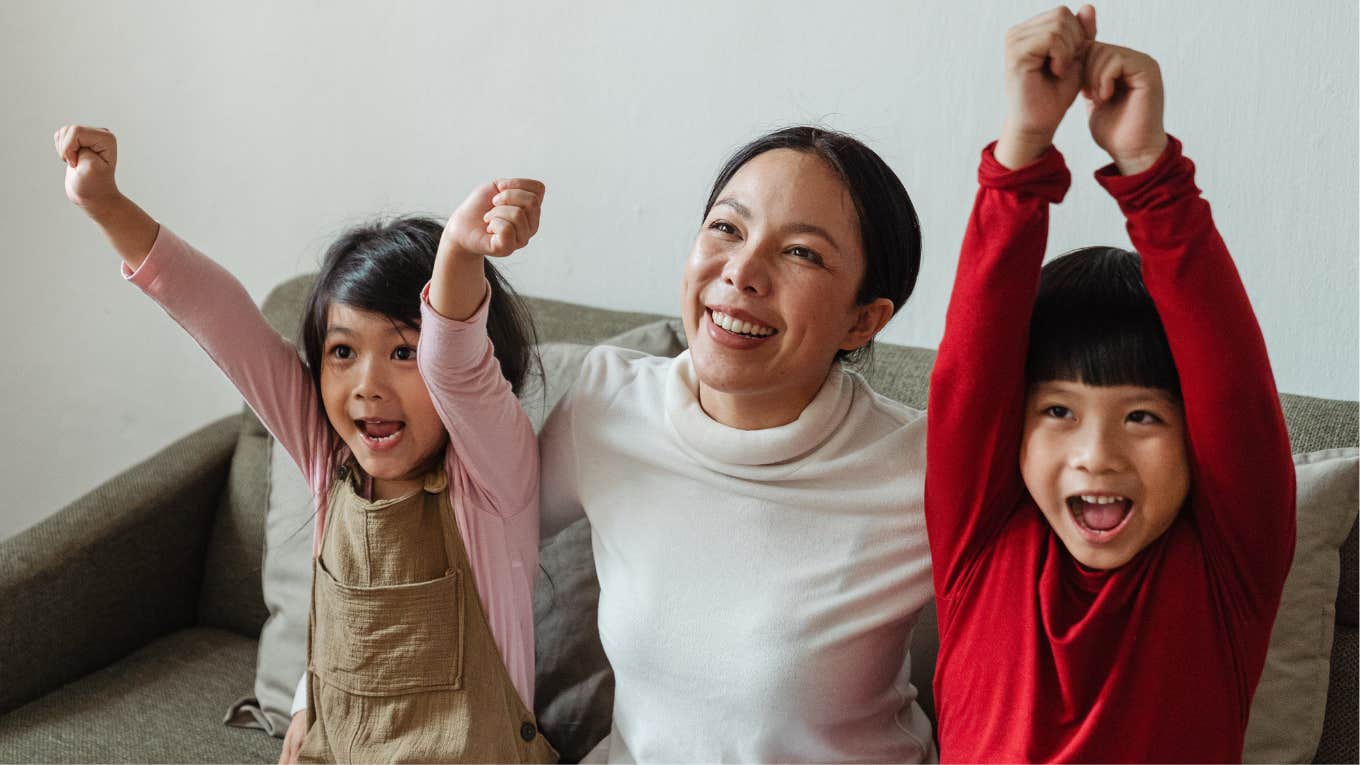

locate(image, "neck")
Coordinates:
369 475 424 501
696 375 827 430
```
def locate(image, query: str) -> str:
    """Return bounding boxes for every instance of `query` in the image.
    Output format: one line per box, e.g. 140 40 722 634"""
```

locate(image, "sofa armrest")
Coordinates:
0 415 241 714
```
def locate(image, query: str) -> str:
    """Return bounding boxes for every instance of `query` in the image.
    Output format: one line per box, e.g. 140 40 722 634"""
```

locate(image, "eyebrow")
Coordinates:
325 324 420 339
712 197 843 254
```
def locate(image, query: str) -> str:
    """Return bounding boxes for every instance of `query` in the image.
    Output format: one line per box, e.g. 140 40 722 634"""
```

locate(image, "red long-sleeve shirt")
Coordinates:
924 138 1295 763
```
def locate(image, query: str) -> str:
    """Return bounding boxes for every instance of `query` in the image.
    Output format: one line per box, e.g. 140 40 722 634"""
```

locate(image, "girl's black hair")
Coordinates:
703 126 922 364
300 215 539 418
1026 246 1181 396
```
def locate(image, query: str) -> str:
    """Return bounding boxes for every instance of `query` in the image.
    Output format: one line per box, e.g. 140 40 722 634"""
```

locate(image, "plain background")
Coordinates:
2 0 1356 540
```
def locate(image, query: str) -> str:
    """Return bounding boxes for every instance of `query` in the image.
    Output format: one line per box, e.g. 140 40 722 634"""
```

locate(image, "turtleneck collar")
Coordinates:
663 350 855 476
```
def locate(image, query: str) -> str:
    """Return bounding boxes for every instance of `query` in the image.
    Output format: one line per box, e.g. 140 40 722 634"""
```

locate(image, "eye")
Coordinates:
328 344 353 361
1042 405 1073 419
707 219 739 237
785 245 824 265
1127 410 1164 425
392 346 417 361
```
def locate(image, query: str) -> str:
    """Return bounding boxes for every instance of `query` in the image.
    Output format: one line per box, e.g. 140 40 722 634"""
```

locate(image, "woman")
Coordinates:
540 126 934 762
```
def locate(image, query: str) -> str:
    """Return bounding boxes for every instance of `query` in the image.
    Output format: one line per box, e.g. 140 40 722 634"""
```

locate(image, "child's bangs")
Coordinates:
1025 247 1182 396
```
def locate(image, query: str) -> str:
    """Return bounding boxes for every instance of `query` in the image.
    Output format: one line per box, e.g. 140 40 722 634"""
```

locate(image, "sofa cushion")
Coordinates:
225 435 315 737
0 628 278 763
1245 448 1359 764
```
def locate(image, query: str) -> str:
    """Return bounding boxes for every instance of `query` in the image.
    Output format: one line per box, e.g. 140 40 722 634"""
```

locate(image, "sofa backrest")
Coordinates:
194 275 1358 761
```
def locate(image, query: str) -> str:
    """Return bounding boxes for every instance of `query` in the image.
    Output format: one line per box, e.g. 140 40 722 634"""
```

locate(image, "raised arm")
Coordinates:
1082 46 1295 611
57 125 332 493
925 7 1089 599
417 179 546 516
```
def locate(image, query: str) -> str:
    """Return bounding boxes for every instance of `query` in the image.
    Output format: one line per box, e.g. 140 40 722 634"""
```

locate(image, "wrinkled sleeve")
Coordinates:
417 282 539 518
1096 137 1295 617
126 226 332 497
925 144 1070 601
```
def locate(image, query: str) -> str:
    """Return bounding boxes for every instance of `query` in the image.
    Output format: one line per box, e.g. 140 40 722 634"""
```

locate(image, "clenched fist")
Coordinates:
996 5 1098 169
55 125 122 213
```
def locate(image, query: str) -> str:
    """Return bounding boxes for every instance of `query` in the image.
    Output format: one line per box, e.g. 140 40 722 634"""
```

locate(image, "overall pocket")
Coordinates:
310 556 465 696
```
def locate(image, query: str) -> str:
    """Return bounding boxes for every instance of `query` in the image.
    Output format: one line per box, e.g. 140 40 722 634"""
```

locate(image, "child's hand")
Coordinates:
440 178 546 261
429 178 545 321
996 5 1098 169
277 710 306 764
1083 42 1168 175
53 124 158 269
54 125 122 214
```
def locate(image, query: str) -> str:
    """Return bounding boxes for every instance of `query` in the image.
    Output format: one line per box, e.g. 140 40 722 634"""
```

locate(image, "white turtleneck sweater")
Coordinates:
539 347 935 764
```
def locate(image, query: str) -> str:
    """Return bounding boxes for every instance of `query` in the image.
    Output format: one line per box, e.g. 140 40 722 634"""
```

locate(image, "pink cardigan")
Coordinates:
126 227 542 708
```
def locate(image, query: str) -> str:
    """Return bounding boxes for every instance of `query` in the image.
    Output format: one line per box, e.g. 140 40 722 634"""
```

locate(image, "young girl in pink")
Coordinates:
56 125 558 763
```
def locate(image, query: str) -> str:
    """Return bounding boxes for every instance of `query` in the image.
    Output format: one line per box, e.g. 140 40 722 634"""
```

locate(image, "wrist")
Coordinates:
82 190 132 225
996 123 1056 170
1111 134 1169 176
436 235 484 266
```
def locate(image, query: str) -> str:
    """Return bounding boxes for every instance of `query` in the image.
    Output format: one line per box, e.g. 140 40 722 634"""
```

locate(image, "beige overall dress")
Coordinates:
297 463 558 764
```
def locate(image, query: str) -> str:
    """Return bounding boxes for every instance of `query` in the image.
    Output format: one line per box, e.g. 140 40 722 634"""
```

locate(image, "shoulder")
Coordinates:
577 344 672 390
556 344 674 416
815 368 927 472
844 368 924 429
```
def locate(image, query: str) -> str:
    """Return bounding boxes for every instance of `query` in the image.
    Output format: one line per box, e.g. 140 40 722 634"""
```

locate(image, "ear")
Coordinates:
839 297 895 351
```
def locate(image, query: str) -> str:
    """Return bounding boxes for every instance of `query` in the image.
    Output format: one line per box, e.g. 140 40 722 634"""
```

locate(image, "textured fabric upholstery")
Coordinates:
1314 624 1358 763
0 629 281 763
0 416 238 716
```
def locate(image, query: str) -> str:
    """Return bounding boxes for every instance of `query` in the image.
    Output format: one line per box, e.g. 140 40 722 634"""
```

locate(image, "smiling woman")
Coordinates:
539 126 934 762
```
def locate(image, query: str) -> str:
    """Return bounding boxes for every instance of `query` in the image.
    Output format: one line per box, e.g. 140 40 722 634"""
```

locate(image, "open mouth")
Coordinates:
356 419 406 450
708 309 777 338
1066 494 1133 537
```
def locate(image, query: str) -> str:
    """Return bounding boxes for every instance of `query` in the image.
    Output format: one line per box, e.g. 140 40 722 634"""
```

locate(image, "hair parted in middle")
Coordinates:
703 125 923 364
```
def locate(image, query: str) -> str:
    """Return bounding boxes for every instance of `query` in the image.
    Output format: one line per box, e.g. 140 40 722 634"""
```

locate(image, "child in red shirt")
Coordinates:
925 6 1295 761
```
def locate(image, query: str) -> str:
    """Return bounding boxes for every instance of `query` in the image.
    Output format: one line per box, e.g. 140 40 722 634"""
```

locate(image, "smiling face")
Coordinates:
320 304 447 498
680 148 894 429
1020 380 1191 569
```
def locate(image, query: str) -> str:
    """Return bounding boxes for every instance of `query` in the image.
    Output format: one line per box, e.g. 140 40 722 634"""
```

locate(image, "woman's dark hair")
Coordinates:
300 216 539 425
703 126 922 364
1026 246 1181 396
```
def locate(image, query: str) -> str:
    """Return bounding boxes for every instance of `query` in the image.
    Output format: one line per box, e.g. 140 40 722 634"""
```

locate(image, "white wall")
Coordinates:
3 0 1355 540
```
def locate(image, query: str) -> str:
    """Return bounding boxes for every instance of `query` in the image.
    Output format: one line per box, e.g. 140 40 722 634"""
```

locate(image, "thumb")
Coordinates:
1076 4 1097 41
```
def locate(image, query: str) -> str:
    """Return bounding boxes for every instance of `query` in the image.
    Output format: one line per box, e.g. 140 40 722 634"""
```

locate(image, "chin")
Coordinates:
1067 544 1136 571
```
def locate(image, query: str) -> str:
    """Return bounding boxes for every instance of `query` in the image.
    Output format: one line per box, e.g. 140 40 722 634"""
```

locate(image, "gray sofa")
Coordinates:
1 275 1355 763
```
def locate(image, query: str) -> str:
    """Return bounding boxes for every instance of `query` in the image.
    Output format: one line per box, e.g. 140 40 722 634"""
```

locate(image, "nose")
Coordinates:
721 239 771 295
352 356 389 401
1068 421 1128 474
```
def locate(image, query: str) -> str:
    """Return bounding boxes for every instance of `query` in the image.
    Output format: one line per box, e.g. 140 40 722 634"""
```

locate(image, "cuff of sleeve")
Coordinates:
978 141 1072 204
1094 135 1197 214
120 224 180 286
419 279 492 330
290 673 308 715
